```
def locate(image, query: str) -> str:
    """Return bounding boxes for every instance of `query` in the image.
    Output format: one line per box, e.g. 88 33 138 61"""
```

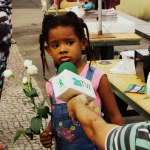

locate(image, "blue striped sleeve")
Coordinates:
106 122 150 150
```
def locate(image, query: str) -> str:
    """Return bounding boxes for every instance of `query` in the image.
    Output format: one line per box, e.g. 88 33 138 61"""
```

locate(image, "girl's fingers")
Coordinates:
40 141 52 148
40 135 53 148
40 131 48 137
42 142 52 148
45 128 52 135
40 136 51 142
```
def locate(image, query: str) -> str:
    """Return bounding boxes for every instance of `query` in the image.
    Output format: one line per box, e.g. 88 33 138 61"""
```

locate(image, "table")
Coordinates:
45 9 67 15
90 59 150 120
90 33 142 60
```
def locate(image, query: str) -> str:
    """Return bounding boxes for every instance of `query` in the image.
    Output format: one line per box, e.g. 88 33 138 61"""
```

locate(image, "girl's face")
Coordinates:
45 26 86 67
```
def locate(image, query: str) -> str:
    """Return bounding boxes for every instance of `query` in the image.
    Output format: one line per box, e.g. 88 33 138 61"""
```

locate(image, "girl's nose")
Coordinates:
59 45 68 54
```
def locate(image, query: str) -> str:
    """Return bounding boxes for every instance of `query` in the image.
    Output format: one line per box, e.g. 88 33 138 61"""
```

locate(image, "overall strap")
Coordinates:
85 66 96 81
52 90 57 103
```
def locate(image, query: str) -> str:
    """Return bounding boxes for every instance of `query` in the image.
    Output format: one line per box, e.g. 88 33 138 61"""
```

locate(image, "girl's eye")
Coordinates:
52 44 58 48
67 41 74 45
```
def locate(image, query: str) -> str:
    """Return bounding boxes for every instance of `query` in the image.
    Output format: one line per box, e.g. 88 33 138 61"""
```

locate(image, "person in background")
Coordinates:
39 11 124 149
0 0 12 99
0 0 12 148
67 94 150 150
45 0 120 11
79 0 120 11
45 0 63 10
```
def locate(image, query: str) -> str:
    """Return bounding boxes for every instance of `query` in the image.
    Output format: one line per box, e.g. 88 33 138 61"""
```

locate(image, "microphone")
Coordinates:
58 62 78 75
52 62 96 102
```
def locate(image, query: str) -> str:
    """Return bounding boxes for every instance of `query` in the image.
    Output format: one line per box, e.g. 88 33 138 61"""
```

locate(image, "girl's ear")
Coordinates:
44 46 52 55
81 38 88 50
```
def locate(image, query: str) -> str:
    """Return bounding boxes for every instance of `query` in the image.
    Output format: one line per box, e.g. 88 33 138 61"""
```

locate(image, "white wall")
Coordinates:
116 0 150 21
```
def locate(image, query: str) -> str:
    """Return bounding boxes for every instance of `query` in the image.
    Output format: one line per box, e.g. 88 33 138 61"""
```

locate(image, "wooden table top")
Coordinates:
89 32 142 42
90 59 150 118
46 9 67 15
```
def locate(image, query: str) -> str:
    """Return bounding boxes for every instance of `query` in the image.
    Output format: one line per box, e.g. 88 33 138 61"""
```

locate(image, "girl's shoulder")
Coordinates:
86 64 106 77
91 66 106 78
88 65 106 89
80 63 106 90
81 63 105 79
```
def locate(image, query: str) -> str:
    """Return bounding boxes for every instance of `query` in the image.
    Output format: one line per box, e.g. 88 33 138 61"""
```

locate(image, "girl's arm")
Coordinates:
40 97 53 148
98 74 124 125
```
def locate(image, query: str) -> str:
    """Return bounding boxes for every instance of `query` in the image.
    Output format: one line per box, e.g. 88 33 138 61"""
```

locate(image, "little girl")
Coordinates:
39 11 124 150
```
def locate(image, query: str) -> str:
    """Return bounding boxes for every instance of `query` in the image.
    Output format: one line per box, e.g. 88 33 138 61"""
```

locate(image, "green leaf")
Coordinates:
25 128 33 140
31 129 40 135
44 106 52 115
23 89 30 97
14 129 25 143
31 116 42 134
44 106 50 113
29 88 38 97
38 108 48 119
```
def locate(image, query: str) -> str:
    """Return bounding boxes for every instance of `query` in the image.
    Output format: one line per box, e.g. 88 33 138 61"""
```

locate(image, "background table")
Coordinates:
90 59 150 120
90 33 142 60
45 9 67 15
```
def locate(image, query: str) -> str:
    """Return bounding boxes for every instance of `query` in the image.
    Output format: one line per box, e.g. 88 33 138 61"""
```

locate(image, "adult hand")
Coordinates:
67 94 89 122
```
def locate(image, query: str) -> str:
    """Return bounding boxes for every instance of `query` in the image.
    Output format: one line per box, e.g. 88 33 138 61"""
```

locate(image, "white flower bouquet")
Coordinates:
4 60 50 143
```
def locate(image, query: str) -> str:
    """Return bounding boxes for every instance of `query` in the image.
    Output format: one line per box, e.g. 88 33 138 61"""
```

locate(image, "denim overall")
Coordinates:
52 66 100 150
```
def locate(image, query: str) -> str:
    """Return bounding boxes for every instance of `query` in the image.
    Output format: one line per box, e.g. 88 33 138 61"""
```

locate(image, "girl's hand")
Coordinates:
40 128 53 148
67 94 89 122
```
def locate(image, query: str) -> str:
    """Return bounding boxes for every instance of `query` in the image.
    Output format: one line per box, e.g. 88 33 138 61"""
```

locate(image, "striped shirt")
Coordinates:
106 121 150 150
0 0 12 98
0 0 12 14
0 0 12 58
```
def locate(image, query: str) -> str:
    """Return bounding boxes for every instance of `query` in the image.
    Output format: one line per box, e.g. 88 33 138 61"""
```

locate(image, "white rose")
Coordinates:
27 65 38 75
24 60 32 67
22 77 28 84
3 70 13 77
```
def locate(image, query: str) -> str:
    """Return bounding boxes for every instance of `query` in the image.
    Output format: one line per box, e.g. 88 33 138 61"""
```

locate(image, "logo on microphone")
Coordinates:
72 77 91 90
58 78 64 87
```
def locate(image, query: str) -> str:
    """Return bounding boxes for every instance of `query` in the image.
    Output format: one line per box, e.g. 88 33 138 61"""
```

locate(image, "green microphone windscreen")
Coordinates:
58 62 78 74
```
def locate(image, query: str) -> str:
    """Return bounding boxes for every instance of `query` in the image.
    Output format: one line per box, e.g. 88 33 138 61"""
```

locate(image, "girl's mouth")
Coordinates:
60 56 71 62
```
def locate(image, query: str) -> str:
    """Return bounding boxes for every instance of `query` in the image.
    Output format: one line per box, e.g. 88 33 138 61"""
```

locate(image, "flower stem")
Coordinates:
29 75 32 90
30 97 36 107
13 77 23 87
